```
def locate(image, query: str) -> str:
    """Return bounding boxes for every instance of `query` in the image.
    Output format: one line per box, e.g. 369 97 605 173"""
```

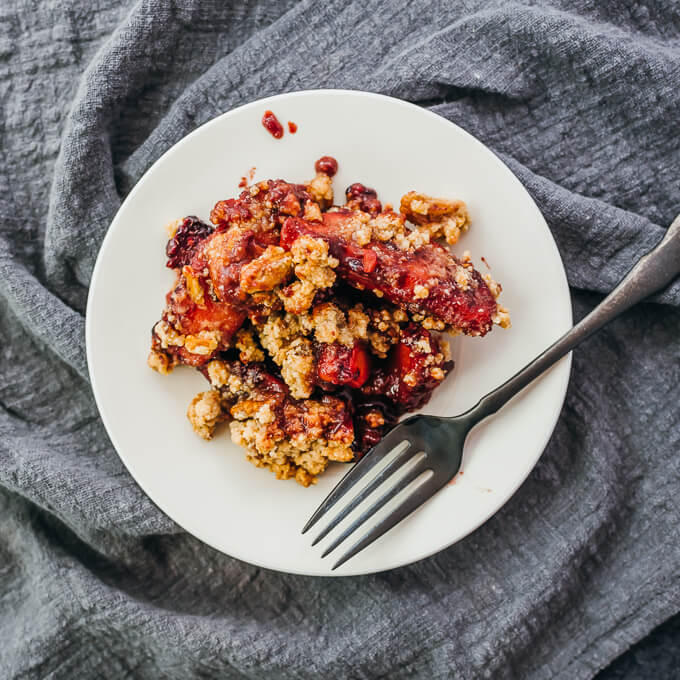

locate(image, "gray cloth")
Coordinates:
1 0 678 677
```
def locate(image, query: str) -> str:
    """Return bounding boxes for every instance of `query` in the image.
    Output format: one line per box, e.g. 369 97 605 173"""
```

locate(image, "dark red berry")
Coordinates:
166 216 213 269
314 156 338 177
345 183 382 215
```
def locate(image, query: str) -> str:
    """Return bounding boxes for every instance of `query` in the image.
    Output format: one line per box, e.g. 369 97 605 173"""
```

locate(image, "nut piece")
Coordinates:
239 246 293 293
187 390 226 440
147 348 176 374
154 320 185 348
184 330 220 355
183 266 205 306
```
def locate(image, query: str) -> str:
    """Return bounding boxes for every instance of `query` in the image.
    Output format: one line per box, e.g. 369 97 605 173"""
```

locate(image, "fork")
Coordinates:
302 214 680 570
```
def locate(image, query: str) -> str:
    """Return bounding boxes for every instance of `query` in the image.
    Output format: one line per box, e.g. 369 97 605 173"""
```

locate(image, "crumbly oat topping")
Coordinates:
147 348 176 374
400 191 470 245
207 359 230 387
279 280 317 315
235 327 265 363
364 410 386 428
151 156 509 485
303 200 323 222
365 306 407 357
413 284 429 299
204 360 354 485
280 337 315 399
290 235 338 287
312 302 355 347
276 235 339 315
307 172 334 206
347 304 370 340
187 390 226 440
483 273 503 299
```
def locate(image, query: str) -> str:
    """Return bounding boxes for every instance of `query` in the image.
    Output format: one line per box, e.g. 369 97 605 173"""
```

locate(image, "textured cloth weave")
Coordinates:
1 1 679 678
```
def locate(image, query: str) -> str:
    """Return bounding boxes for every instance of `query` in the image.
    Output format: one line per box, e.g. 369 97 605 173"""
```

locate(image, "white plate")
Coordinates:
86 90 572 576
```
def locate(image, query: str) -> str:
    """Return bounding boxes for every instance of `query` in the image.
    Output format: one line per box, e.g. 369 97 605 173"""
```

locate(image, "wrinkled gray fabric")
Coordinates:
1 0 679 678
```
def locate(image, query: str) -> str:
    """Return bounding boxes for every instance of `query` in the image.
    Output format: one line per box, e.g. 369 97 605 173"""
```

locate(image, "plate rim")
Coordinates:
86 88 573 576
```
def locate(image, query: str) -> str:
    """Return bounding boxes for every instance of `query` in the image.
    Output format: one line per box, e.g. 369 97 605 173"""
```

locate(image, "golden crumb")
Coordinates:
147 348 176 374
207 359 230 387
312 302 354 347
400 191 469 245
492 305 512 329
280 337 315 399
430 367 445 381
364 410 386 428
182 266 205 306
303 200 323 222
239 246 293 293
483 273 503 299
347 304 370 340
187 390 226 440
291 236 338 287
307 172 334 206
235 327 265 363
279 279 318 315
455 267 471 290
420 316 447 331
369 211 407 242
184 330 220 356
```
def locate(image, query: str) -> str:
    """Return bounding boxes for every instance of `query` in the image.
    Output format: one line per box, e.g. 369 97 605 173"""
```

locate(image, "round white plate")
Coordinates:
87 90 572 576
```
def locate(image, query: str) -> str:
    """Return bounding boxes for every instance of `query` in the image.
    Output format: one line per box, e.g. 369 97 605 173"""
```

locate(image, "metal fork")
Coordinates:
303 214 680 570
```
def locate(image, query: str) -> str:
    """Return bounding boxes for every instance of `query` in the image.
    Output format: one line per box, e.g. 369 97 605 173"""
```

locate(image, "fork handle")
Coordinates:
463 213 680 425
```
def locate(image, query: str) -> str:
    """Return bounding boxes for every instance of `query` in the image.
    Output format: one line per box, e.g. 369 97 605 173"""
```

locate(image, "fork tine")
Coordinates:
320 455 432 559
331 473 446 570
301 424 413 534
310 442 419 546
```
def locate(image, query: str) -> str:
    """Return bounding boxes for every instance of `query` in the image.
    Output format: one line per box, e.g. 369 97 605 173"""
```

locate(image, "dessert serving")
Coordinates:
148 156 510 486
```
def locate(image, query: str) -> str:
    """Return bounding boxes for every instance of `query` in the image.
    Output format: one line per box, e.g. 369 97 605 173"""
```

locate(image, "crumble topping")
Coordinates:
400 191 470 245
235 327 265 363
276 235 339 315
280 337 315 399
184 330 221 356
149 156 509 485
187 390 227 440
307 172 334 207
205 360 354 486
312 302 355 347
